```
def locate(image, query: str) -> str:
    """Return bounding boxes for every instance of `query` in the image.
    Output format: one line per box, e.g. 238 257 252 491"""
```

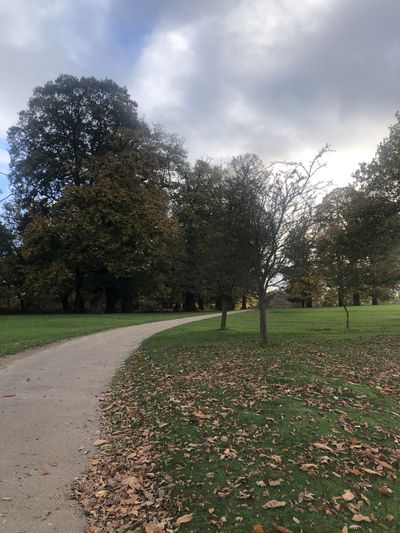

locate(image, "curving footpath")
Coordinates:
0 313 232 533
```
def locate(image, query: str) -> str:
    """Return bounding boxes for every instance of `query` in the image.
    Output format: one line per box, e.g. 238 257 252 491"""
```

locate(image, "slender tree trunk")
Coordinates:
198 297 204 311
302 300 305 308
338 287 344 307
220 295 228 330
259 288 268 343
184 291 196 311
353 291 361 306
306 298 312 308
74 269 85 313
62 293 72 313
372 295 378 305
121 287 134 312
344 304 350 329
105 287 117 313
241 295 247 310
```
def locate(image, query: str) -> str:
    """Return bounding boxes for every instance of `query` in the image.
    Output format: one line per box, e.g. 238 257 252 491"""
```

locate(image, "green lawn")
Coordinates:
0 312 207 357
76 306 400 533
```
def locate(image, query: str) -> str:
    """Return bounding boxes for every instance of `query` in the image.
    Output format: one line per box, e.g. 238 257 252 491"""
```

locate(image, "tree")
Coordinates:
314 187 363 328
22 148 176 313
172 160 223 311
231 148 329 343
285 225 323 308
8 75 142 210
0 221 26 310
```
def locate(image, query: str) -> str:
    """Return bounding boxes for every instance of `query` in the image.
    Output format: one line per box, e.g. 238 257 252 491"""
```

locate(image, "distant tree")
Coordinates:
314 187 363 327
203 167 256 329
172 160 223 311
0 222 26 310
285 225 323 308
355 111 400 200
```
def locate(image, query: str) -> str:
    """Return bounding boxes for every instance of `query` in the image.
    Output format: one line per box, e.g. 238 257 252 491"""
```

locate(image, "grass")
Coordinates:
0 312 208 357
76 306 400 532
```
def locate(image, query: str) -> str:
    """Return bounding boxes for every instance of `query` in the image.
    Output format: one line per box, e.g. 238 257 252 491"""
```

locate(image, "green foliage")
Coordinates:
8 74 141 208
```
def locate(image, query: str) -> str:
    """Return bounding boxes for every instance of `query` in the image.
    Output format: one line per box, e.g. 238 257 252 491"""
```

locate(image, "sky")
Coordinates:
1 0 400 198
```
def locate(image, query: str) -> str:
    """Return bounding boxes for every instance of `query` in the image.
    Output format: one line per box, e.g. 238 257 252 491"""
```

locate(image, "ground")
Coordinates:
0 312 206 357
73 307 400 533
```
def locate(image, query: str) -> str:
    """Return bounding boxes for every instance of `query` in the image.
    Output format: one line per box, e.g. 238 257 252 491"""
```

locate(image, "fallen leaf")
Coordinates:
269 479 284 487
93 439 108 446
384 514 394 522
263 500 286 509
252 525 265 533
377 485 393 495
361 468 381 476
145 523 165 533
273 525 291 533
175 513 193 526
313 442 334 453
342 527 348 533
352 514 371 523
342 490 355 501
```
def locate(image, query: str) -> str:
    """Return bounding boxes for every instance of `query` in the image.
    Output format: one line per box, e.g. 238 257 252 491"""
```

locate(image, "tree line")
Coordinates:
1 75 399 341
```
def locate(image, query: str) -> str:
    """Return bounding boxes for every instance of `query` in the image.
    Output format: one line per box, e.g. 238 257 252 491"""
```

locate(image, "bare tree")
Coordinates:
230 146 330 343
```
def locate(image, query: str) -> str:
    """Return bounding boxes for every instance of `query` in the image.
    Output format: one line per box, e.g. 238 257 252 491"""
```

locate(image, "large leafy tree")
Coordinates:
22 148 176 313
8 74 142 210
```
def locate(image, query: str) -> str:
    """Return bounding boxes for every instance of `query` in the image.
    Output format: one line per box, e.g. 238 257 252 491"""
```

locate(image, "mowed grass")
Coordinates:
78 306 400 532
0 312 207 357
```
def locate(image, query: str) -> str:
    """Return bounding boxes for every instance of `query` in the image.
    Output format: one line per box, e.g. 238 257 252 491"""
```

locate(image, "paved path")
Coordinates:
0 313 228 533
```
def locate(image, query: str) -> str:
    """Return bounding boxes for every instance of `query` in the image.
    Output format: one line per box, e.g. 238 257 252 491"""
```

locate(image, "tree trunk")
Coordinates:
372 295 378 305
302 300 305 308
259 288 268 343
241 295 247 310
338 287 344 307
74 270 85 313
121 288 134 313
306 298 312 308
220 295 228 330
198 297 204 311
184 291 196 311
105 287 117 313
344 304 350 329
62 293 72 313
353 291 361 306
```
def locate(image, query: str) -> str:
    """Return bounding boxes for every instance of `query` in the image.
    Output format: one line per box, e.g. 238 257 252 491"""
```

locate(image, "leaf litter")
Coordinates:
71 337 400 531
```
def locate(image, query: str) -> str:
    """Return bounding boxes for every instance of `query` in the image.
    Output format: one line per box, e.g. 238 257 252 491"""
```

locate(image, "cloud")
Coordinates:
0 0 114 136
1 0 400 187
127 0 400 183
